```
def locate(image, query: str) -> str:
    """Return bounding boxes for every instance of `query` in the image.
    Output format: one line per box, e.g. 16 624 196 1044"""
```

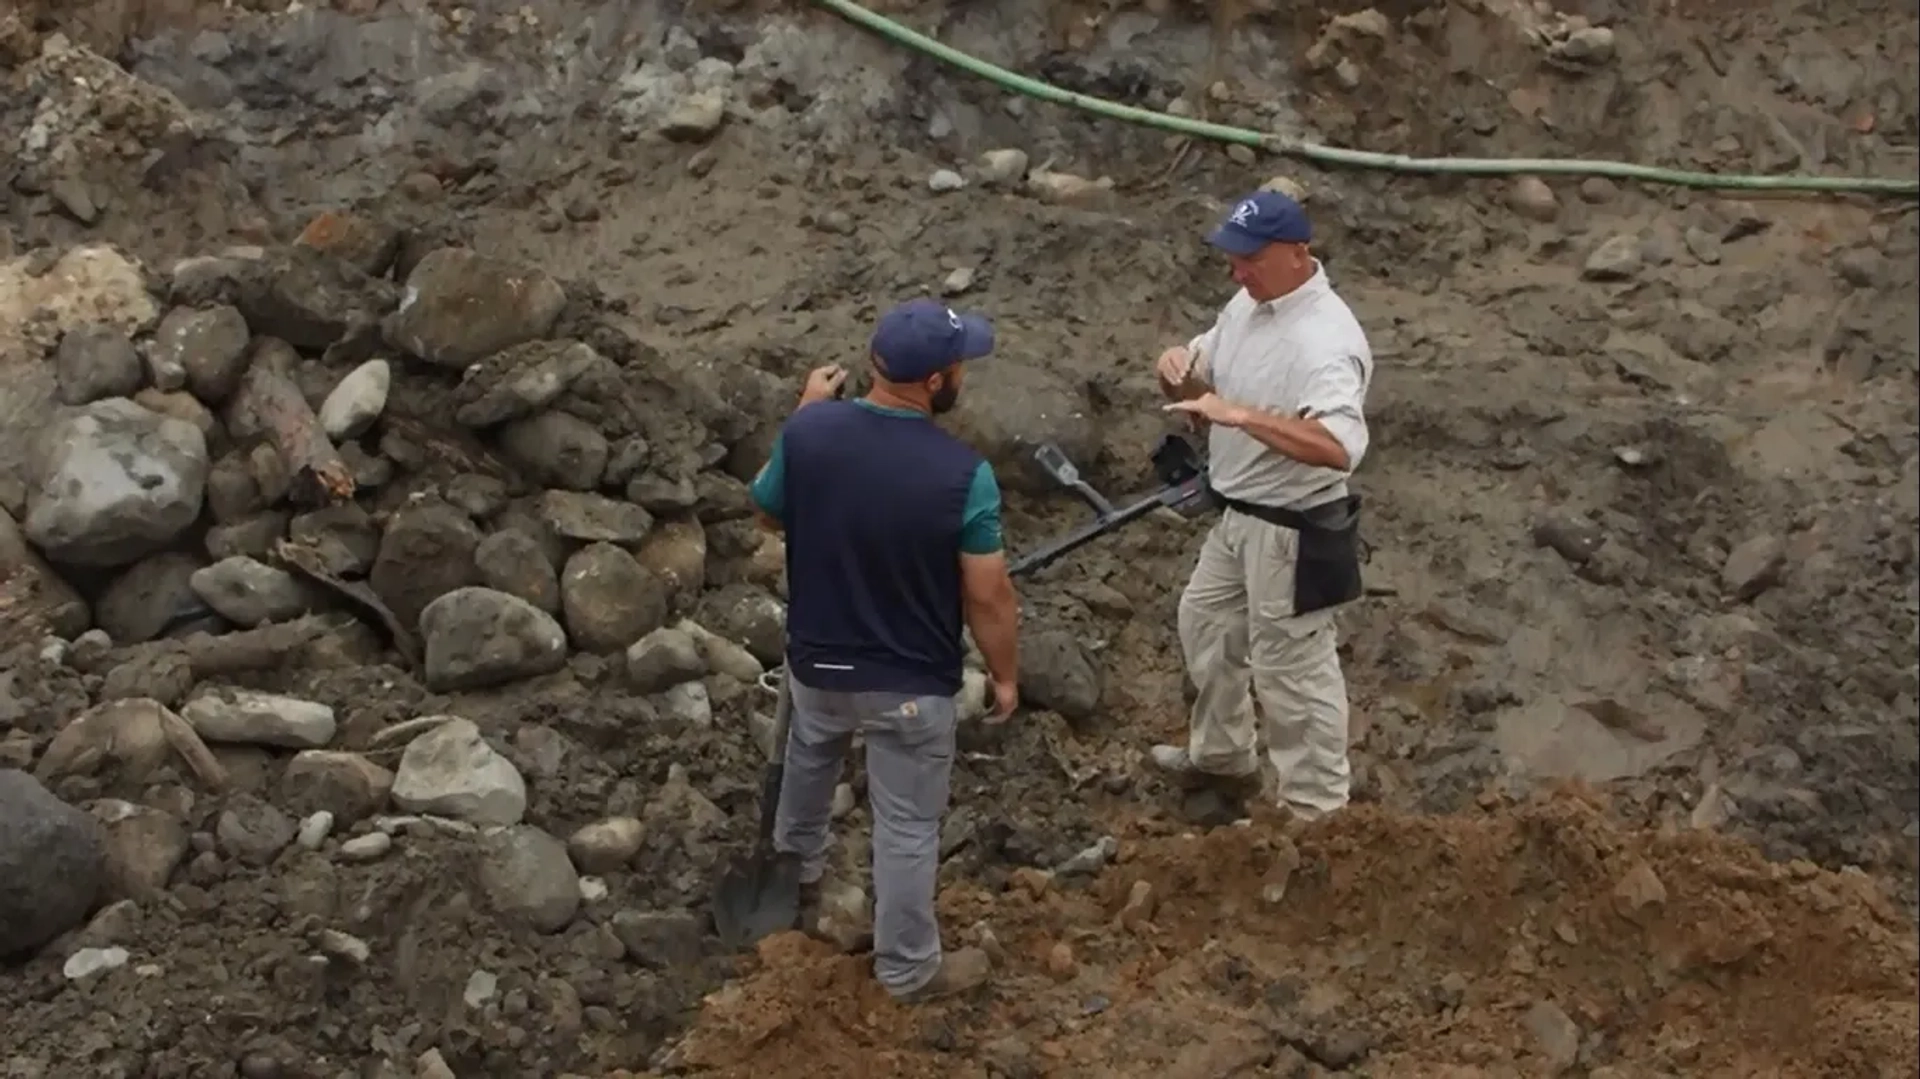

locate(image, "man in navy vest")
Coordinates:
749 298 1021 1003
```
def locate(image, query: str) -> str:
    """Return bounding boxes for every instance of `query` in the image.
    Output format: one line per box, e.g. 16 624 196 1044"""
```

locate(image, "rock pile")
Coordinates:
0 202 1097 1000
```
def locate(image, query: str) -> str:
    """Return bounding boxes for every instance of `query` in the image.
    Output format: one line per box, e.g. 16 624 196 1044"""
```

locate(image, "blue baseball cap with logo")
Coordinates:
1206 191 1313 256
870 298 996 382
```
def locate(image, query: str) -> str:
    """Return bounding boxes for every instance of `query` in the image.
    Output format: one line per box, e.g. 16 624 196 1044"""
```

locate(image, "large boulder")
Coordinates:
560 543 670 654
382 248 567 369
149 304 251 403
0 770 107 956
368 500 482 631
390 718 527 826
420 587 569 692
943 359 1100 494
23 398 210 566
53 323 143 405
478 825 579 933
94 551 209 643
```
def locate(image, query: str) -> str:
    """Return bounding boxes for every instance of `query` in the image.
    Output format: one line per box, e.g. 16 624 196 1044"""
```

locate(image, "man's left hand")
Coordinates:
1163 392 1246 428
799 364 848 406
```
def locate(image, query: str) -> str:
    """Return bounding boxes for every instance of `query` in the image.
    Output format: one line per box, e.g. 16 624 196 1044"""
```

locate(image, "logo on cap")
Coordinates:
1228 199 1258 227
945 308 962 329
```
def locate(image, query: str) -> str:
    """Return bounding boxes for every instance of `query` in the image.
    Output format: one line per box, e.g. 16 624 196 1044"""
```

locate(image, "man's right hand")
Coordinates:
986 678 1019 723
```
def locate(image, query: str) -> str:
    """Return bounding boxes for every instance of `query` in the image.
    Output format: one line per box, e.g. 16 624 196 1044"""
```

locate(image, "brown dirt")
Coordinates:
674 791 1920 1077
1 0 1915 1075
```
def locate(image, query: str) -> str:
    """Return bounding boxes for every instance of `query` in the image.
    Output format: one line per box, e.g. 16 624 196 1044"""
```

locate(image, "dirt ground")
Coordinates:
0 0 1915 1075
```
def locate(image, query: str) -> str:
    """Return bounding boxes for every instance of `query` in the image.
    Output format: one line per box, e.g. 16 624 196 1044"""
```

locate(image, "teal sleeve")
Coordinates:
958 461 1004 555
749 433 786 521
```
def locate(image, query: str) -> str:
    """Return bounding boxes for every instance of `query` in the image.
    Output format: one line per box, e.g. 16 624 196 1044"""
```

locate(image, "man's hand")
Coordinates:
1163 392 1247 428
799 364 848 407
1155 345 1194 388
985 678 1019 723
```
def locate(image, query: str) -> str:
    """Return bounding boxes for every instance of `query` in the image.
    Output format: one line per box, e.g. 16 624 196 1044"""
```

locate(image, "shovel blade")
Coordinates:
711 850 804 950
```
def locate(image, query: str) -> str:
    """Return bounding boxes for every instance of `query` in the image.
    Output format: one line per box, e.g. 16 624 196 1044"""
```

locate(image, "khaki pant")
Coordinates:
1176 509 1352 815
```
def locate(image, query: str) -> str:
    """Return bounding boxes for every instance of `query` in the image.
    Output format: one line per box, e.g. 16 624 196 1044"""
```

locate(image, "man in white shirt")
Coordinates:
1151 190 1375 819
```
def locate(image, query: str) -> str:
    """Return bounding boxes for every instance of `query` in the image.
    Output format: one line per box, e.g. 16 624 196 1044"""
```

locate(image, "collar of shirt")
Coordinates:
1246 260 1330 322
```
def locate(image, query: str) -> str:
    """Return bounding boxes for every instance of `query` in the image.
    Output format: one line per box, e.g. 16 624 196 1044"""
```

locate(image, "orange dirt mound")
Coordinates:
664 790 1919 1078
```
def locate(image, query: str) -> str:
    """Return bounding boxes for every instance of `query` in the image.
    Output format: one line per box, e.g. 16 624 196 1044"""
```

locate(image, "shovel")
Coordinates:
711 669 804 950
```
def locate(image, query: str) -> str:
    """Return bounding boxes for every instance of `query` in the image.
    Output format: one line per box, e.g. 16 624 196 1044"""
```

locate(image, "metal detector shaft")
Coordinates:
1008 477 1209 577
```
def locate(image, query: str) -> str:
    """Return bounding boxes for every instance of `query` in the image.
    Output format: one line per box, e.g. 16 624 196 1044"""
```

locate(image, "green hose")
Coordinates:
811 0 1920 198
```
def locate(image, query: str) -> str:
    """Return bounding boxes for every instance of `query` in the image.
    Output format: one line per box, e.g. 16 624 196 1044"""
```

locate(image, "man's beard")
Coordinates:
931 383 960 415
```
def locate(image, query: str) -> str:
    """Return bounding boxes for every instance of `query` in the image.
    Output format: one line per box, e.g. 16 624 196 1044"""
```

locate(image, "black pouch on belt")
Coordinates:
1206 488 1366 617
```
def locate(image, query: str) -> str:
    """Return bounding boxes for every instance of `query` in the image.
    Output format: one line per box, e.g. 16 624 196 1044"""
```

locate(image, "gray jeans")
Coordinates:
772 677 957 996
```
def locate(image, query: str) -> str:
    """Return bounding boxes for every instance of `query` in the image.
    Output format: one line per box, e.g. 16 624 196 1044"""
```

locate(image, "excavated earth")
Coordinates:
0 0 1916 1076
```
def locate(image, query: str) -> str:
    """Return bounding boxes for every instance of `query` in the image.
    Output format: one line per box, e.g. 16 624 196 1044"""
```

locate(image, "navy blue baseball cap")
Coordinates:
1206 191 1312 256
870 298 996 382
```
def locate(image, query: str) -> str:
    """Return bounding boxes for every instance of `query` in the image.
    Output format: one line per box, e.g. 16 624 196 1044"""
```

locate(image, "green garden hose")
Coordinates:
811 0 1920 198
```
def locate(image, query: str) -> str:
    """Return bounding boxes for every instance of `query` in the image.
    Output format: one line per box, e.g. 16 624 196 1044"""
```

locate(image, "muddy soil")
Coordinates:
0 0 1915 1075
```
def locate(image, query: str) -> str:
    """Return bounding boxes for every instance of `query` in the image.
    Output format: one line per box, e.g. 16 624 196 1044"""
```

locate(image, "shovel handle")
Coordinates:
752 667 794 848
764 666 793 766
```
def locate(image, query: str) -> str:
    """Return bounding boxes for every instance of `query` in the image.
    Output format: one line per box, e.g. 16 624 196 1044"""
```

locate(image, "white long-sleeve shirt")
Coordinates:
1188 262 1373 510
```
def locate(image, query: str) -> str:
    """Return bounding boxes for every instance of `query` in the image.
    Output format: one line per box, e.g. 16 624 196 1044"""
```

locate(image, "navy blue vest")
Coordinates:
779 401 981 696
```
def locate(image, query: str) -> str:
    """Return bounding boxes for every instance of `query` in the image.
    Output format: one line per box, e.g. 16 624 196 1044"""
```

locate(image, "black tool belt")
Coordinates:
1206 486 1366 616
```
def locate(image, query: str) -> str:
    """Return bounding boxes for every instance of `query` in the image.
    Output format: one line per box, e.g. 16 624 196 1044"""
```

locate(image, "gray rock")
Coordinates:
204 452 262 522
54 324 144 406
390 717 528 826
23 398 210 566
565 816 645 874
1582 234 1643 281
625 626 706 692
282 750 394 824
974 148 1029 187
89 798 186 902
182 689 337 748
287 504 380 577
658 680 712 728
474 529 561 612
1523 998 1583 1073
625 472 697 513
339 832 392 861
478 825 580 932
635 519 707 605
444 474 510 519
150 305 251 403
383 248 567 369
1019 628 1101 722
95 552 209 644
0 770 107 956
318 359 390 441
679 619 764 683
561 544 670 654
420 587 569 692
234 246 396 353
498 412 609 491
603 436 651 487
1721 534 1786 601
448 340 600 428
694 583 786 666
190 555 320 627
660 90 727 142
369 500 483 632
944 359 1099 494
205 512 288 561
0 508 89 638
532 490 653 544
216 793 296 866
610 909 703 968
